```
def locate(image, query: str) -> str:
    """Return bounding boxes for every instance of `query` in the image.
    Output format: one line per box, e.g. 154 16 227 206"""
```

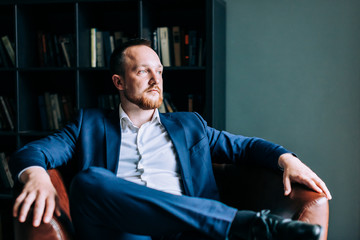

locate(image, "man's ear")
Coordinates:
112 74 124 90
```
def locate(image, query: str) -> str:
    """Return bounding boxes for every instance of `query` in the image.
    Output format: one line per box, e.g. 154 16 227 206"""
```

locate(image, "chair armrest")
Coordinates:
14 169 74 240
213 163 329 240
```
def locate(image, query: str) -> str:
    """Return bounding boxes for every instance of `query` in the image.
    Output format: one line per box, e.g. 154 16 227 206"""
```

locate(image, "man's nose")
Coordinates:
149 70 161 85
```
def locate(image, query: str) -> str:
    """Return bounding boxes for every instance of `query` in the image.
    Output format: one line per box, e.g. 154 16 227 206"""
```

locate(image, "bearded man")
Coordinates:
10 39 331 240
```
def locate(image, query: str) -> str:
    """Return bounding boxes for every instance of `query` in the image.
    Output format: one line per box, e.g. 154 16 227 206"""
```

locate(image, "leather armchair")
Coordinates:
13 164 329 240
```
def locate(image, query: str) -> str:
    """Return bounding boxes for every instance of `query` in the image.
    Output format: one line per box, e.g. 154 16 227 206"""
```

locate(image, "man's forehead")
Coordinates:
124 46 162 67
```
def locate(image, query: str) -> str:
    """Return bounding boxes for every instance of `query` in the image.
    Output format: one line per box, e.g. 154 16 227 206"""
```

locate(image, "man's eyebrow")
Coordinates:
135 64 163 69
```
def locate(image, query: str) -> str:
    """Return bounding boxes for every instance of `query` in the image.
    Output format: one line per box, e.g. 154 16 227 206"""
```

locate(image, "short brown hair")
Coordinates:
109 38 152 77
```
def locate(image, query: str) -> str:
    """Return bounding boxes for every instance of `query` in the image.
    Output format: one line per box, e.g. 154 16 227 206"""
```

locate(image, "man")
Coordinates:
10 39 331 240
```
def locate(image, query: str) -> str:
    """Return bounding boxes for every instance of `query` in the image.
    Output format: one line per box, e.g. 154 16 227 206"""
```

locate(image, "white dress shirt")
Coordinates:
116 105 183 195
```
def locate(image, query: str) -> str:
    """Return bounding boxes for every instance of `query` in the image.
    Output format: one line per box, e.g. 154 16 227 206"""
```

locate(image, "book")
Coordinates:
102 31 112 67
159 27 171 67
4 97 15 128
53 34 63 67
90 28 97 67
1 36 15 67
50 93 60 129
188 94 193 112
163 97 174 113
152 29 158 55
59 35 72 67
54 94 63 129
96 30 105 67
109 35 115 53
44 92 54 130
188 30 198 66
181 29 190 66
46 33 56 67
113 31 124 48
172 26 182 67
0 152 14 188
0 103 8 130
0 40 9 68
0 96 14 131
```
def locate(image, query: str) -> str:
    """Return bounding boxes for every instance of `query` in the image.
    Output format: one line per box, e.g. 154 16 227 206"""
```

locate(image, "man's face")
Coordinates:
121 45 163 110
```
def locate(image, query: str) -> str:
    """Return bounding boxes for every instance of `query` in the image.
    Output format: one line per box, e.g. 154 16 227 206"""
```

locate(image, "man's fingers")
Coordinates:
43 197 56 223
13 192 27 217
283 174 292 196
304 179 323 194
18 193 36 222
32 195 47 227
315 178 332 200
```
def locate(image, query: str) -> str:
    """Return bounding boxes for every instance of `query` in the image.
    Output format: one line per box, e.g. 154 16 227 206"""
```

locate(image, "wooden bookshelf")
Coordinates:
0 0 225 238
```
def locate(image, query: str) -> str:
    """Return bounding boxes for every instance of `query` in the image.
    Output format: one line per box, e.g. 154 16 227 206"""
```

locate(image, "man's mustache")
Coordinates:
146 86 161 93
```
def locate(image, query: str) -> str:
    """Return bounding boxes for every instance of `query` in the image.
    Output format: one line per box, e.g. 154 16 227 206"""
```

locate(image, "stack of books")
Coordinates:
153 26 205 67
37 31 75 68
90 28 130 68
38 92 75 131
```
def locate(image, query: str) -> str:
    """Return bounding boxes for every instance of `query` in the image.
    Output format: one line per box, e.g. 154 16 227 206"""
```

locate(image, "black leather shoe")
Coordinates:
249 210 323 240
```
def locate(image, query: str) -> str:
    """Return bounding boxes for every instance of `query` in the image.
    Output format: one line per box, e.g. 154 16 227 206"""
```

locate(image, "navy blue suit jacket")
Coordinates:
10 108 290 200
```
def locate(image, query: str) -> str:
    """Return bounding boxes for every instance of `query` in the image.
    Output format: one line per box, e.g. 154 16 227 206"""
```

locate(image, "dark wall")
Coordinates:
226 1 360 239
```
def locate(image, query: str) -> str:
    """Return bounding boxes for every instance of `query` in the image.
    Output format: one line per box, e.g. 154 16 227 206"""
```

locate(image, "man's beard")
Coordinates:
124 86 163 110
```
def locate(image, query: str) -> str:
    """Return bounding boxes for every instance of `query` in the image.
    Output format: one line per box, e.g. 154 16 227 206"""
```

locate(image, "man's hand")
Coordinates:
278 153 332 200
13 167 61 227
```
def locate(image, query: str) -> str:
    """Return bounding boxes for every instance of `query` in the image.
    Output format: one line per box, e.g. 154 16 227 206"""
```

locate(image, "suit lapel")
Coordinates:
160 114 194 196
104 109 121 173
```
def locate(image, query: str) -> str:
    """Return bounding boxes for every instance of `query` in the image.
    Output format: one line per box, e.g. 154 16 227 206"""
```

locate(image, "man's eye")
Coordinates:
138 70 147 74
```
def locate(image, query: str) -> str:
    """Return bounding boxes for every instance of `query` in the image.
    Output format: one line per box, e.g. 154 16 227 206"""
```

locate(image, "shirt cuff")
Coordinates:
18 166 46 182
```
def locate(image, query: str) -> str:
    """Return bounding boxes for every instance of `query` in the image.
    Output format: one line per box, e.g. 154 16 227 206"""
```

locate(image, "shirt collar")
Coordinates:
119 104 162 129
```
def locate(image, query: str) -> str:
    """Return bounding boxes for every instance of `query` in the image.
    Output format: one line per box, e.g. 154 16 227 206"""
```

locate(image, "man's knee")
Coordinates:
69 167 115 203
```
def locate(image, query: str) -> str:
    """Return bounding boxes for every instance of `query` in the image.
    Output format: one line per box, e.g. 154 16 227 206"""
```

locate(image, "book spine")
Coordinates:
1 36 15 67
102 31 112 67
0 39 9 68
0 96 14 130
50 94 59 129
90 28 97 67
96 31 105 67
172 26 182 67
54 94 63 129
1 154 13 188
159 27 171 67
181 29 190 66
59 37 71 68
41 34 48 67
0 153 12 188
188 30 197 66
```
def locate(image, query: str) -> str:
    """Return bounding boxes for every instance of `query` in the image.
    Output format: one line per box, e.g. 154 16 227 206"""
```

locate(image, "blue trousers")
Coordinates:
69 167 244 240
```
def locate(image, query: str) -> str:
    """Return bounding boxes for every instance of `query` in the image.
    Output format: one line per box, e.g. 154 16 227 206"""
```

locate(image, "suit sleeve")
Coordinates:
9 109 83 181
193 113 292 170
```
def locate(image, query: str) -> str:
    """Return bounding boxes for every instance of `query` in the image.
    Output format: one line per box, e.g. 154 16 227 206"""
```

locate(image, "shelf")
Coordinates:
18 67 76 72
0 0 225 150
